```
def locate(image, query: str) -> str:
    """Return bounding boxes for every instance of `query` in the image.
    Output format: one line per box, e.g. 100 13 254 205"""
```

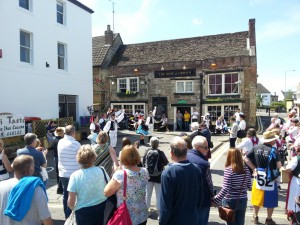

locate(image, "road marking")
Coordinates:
209 143 229 169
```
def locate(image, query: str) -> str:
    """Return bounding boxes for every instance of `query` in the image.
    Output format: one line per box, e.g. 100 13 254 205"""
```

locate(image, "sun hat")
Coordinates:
261 131 278 143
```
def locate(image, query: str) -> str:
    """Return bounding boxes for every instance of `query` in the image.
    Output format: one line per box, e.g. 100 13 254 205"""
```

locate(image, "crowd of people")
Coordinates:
0 106 300 225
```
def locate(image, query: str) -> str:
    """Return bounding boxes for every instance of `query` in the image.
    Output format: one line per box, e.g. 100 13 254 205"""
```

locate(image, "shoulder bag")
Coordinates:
218 172 246 223
107 170 133 225
101 167 117 225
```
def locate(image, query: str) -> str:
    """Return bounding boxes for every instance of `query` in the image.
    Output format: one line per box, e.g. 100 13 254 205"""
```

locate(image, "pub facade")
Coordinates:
93 19 257 128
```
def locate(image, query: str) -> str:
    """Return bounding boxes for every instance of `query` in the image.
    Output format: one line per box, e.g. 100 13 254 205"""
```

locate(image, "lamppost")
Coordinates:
285 69 296 99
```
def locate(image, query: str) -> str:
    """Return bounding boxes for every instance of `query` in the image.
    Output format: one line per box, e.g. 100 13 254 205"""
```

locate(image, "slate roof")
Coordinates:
92 36 110 66
257 83 271 93
109 31 249 67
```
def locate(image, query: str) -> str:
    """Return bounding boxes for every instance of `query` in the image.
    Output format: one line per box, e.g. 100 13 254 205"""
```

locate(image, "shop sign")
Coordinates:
178 99 188 104
154 69 196 78
0 114 25 138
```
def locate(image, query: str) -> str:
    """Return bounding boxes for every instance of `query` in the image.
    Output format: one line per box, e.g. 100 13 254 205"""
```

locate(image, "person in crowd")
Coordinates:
103 110 124 150
234 108 241 125
199 121 213 159
236 114 247 145
191 108 199 123
228 117 239 148
51 127 64 194
189 122 204 142
273 113 281 126
67 145 109 225
244 131 282 225
145 107 156 138
0 155 53 225
104 145 149 225
17 133 47 180
286 119 299 162
99 113 107 131
215 116 224 134
136 114 149 145
57 125 81 219
89 114 100 134
158 114 169 132
93 131 119 169
187 136 214 225
285 143 300 225
181 135 193 151
202 113 210 130
176 110 183 131
35 139 48 186
0 139 13 181
46 120 56 147
159 136 203 225
183 110 191 131
212 148 252 225
266 118 276 131
220 115 228 134
143 137 169 216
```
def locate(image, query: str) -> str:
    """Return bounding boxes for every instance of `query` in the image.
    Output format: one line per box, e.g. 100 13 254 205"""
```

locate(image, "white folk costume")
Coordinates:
103 110 124 148
145 107 156 135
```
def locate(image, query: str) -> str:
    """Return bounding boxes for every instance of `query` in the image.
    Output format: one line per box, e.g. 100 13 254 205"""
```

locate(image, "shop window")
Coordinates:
207 106 222 124
176 81 193 93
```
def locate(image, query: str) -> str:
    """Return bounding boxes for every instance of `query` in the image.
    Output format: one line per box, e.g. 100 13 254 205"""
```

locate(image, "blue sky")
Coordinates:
80 0 300 100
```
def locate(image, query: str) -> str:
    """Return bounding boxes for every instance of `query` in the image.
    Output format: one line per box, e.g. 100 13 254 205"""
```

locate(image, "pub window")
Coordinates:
117 77 139 93
176 81 193 93
208 73 239 95
20 30 33 64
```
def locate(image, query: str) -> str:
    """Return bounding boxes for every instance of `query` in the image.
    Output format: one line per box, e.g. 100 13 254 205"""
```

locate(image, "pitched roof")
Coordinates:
92 36 110 66
109 31 249 67
257 83 271 93
68 0 94 14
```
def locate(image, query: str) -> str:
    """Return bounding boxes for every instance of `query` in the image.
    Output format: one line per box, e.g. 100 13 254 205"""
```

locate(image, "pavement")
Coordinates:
45 129 229 225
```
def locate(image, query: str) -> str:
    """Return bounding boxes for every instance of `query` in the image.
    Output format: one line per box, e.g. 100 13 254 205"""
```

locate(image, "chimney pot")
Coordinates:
105 24 114 45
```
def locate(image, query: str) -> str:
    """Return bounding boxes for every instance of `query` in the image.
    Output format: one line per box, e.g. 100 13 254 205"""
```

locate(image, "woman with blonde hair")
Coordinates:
93 131 119 169
104 145 149 225
0 139 13 181
212 148 252 225
67 144 109 225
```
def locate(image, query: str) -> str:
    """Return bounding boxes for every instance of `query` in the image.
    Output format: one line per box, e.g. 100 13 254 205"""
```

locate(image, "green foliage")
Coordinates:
271 101 285 108
285 89 294 100
256 94 262 107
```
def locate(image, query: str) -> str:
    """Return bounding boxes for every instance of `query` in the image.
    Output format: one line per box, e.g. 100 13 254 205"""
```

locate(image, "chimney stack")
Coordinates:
105 25 113 45
248 18 256 56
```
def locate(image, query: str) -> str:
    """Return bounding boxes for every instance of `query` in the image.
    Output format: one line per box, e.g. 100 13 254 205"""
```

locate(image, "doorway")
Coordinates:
59 95 77 121
176 107 191 131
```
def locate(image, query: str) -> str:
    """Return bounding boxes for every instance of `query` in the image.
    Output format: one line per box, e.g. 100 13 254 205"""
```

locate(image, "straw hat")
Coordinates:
261 131 278 143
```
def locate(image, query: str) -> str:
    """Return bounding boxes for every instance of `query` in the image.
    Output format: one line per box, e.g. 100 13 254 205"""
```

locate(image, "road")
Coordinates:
46 129 290 225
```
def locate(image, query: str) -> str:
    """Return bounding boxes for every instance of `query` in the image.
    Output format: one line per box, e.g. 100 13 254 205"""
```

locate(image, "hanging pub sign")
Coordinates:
154 69 196 78
178 99 188 104
0 114 25 138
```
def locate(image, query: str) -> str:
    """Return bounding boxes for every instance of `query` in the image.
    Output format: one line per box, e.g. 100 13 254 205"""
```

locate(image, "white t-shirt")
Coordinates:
239 120 246 130
234 112 241 122
237 137 262 156
192 112 199 120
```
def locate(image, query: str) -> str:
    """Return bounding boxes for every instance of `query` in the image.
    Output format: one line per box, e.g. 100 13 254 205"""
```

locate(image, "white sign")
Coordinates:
255 170 275 191
261 94 271 107
0 114 25 138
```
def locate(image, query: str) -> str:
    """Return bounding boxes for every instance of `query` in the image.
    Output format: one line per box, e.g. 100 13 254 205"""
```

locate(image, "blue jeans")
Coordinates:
75 201 106 225
177 119 182 130
184 121 190 131
222 198 247 225
60 177 71 218
198 206 210 225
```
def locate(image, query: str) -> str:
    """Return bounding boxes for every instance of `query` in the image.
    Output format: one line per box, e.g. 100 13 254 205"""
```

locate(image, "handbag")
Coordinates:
64 211 77 225
101 167 117 225
107 170 133 225
218 172 246 223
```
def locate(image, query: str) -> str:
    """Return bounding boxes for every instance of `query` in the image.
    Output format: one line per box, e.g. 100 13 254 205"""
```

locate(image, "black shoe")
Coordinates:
57 188 63 194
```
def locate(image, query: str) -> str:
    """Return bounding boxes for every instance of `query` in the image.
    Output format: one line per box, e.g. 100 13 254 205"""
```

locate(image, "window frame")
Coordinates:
19 0 31 11
206 104 241 124
20 30 33 64
117 77 139 93
176 80 194 93
57 42 67 71
111 103 145 115
56 1 66 25
208 73 240 95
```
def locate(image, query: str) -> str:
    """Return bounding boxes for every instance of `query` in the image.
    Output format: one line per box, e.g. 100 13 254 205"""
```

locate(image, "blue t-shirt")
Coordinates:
17 146 46 177
68 166 109 211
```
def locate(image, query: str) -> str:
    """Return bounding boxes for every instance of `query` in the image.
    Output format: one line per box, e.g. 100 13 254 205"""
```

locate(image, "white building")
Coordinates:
0 0 94 121
257 83 271 106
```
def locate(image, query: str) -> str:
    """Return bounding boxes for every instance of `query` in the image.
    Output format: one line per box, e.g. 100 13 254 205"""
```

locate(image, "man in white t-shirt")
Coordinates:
58 125 81 219
191 109 199 122
234 108 241 125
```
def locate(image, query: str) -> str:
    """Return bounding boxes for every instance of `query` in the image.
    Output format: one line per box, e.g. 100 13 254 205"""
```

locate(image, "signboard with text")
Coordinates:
154 69 196 78
0 114 25 138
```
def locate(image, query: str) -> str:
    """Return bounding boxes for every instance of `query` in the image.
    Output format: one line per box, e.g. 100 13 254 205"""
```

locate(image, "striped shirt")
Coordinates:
58 135 81 178
213 165 251 204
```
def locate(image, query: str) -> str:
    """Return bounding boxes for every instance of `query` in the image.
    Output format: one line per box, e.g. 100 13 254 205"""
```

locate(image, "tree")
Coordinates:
256 94 262 107
285 89 294 100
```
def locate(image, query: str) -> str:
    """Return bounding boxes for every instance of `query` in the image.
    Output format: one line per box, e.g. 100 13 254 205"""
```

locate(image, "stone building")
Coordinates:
93 19 257 129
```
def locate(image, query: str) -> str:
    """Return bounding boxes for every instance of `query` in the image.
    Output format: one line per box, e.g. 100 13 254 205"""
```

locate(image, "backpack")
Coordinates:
266 147 280 182
144 149 163 176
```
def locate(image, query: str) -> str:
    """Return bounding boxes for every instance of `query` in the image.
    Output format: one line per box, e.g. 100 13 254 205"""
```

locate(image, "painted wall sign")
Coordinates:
154 69 196 78
0 114 25 138
177 99 188 104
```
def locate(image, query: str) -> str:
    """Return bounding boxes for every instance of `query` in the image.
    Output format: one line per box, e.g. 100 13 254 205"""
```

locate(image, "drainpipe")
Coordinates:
199 60 204 118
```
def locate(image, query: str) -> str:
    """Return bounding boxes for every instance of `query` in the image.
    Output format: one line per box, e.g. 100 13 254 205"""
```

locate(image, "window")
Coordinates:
207 104 239 124
20 30 32 64
208 73 239 95
117 77 139 93
207 106 222 123
57 1 65 25
111 103 144 116
223 105 239 122
57 43 67 70
19 0 30 10
176 81 193 93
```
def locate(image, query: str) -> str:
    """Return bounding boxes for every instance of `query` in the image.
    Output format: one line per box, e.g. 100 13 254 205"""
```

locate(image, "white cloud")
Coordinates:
192 18 203 26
